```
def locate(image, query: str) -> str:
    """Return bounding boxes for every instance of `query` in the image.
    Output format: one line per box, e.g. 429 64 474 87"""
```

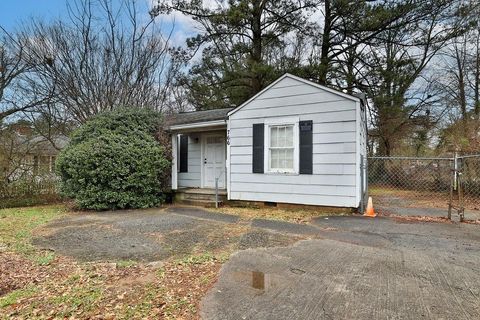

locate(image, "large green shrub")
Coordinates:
69 107 163 144
56 108 169 210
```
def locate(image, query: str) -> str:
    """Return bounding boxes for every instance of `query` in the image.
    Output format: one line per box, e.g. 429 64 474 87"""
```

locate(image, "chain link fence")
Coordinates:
455 155 480 213
368 155 480 221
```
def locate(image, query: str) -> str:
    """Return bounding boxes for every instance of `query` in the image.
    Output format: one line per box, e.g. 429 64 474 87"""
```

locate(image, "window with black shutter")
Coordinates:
252 123 264 173
179 135 188 173
299 120 313 174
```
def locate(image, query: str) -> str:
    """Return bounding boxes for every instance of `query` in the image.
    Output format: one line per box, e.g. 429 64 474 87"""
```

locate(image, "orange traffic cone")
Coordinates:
363 197 376 217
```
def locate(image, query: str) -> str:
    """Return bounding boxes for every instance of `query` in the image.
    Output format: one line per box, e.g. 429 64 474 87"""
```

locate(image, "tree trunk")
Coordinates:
318 0 331 85
475 31 480 116
455 46 467 121
345 45 356 94
250 0 264 95
383 138 392 157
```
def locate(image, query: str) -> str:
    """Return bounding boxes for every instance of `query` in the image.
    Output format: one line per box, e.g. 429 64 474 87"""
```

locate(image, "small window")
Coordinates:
267 124 296 173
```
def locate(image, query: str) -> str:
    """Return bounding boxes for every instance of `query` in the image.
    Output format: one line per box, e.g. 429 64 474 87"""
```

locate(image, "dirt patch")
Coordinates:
380 211 480 224
114 272 157 291
207 206 350 224
462 219 480 225
388 214 453 224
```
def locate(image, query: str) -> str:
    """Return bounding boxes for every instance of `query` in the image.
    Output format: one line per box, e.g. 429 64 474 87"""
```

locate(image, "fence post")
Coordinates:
458 157 465 222
454 152 458 190
360 155 364 214
365 154 369 210
448 169 453 220
360 155 366 214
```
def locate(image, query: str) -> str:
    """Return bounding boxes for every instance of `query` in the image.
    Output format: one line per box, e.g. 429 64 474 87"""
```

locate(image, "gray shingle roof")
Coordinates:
167 107 234 126
12 134 69 156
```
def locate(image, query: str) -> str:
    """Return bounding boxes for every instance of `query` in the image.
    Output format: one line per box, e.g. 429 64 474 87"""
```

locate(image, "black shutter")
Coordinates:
179 135 188 173
252 123 264 173
299 120 313 174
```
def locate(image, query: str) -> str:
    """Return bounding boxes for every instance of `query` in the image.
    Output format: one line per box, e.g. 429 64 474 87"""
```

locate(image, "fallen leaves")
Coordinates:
207 205 350 224
390 215 452 223
0 251 74 297
0 251 224 319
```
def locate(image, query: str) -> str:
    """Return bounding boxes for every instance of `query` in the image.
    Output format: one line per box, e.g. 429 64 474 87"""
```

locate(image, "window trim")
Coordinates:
264 117 299 174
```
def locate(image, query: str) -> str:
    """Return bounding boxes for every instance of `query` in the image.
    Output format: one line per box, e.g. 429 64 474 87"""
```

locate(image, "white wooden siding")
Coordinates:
178 135 201 188
228 76 359 207
229 110 356 129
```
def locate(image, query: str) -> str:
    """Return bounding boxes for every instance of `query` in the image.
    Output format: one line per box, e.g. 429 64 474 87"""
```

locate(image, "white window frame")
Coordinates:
264 116 299 174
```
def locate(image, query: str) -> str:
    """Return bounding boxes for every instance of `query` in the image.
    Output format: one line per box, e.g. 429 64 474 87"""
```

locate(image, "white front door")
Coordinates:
203 135 226 189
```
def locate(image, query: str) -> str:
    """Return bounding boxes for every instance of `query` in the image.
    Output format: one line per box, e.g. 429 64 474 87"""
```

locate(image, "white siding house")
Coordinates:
168 74 367 210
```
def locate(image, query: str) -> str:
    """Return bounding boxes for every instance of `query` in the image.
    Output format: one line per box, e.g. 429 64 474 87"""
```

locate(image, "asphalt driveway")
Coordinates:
32 207 307 262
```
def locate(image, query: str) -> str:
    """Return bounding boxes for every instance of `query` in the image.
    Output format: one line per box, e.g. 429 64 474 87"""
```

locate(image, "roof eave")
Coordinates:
168 119 227 132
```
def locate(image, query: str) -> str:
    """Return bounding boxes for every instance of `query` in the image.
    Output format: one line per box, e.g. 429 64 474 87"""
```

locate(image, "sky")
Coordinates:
0 0 197 47
0 0 68 32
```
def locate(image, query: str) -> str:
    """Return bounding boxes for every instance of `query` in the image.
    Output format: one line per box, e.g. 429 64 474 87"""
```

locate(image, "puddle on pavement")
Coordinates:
232 268 305 292
252 271 265 289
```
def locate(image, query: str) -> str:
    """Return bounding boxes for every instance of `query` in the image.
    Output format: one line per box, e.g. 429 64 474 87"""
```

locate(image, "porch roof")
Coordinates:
167 108 233 127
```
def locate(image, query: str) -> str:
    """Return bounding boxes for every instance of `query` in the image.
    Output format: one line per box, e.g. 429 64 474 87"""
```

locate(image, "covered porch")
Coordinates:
168 108 233 197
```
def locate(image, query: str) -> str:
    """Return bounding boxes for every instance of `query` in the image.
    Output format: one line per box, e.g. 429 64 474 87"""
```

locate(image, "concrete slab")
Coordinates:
202 217 480 320
251 218 322 236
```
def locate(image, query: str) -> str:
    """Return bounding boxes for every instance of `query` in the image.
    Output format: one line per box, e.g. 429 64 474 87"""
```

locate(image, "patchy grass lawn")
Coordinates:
208 205 352 224
0 205 227 319
0 205 66 256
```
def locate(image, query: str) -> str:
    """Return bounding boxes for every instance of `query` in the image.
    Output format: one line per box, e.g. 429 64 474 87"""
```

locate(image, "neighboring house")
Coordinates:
167 74 367 210
21 135 69 177
0 129 69 182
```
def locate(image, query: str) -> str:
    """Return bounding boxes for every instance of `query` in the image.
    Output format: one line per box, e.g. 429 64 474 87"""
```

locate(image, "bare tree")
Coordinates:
357 0 465 156
0 28 49 122
19 0 179 124
467 29 480 116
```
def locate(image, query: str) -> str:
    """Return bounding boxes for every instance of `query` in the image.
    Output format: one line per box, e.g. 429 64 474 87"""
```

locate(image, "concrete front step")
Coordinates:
183 192 227 201
175 188 227 206
176 199 223 208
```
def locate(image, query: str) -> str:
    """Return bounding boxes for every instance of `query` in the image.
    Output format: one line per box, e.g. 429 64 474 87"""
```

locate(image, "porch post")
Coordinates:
171 133 178 190
226 119 231 200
